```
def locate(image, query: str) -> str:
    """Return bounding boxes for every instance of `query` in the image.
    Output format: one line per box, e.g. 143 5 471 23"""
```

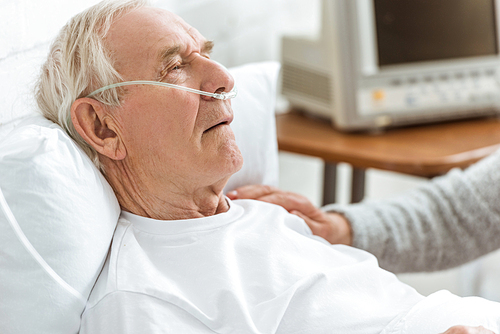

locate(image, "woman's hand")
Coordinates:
227 185 353 245
441 325 496 334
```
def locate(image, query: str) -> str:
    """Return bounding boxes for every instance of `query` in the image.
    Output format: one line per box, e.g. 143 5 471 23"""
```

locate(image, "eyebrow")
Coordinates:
202 40 214 55
157 40 214 65
158 45 181 65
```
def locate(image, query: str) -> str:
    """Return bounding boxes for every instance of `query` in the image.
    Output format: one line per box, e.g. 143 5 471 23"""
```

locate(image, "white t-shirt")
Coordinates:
80 199 500 334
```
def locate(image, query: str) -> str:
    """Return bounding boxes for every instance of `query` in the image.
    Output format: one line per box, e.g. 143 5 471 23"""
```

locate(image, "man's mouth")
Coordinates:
204 121 229 133
204 115 233 133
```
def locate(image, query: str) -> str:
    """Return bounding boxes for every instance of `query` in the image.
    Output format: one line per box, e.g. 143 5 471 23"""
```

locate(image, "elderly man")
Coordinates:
35 1 500 333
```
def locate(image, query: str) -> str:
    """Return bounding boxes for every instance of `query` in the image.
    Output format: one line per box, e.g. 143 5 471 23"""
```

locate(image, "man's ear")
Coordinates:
71 98 126 160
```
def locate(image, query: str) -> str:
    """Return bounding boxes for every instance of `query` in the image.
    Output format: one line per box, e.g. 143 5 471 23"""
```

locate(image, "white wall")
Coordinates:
157 0 320 68
0 0 319 61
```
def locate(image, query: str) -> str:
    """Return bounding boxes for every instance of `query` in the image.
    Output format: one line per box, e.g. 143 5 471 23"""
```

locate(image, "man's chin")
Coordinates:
229 146 244 174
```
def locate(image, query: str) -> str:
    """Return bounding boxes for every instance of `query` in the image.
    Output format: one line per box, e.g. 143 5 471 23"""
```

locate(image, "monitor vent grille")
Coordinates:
282 63 333 105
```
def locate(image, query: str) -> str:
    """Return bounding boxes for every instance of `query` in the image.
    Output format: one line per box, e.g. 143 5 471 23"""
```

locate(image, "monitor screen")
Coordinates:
374 0 498 66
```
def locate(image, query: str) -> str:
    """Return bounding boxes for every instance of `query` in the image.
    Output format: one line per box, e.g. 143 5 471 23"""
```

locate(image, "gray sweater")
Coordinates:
323 149 500 273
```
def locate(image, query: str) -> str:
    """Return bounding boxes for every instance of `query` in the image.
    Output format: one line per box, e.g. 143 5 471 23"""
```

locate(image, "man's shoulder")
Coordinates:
231 198 288 213
231 198 314 237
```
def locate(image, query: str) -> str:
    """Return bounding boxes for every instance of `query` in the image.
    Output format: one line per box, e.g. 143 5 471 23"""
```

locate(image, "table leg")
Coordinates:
351 168 366 203
322 162 337 206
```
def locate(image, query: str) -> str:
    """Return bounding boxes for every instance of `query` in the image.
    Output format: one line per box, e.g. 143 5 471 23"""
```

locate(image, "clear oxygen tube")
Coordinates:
86 80 237 100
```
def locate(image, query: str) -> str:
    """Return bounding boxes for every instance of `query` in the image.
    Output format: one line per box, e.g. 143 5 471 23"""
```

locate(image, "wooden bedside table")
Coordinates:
276 111 500 204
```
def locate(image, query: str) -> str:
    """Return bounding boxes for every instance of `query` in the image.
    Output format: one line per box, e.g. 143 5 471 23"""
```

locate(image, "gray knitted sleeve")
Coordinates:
323 149 500 273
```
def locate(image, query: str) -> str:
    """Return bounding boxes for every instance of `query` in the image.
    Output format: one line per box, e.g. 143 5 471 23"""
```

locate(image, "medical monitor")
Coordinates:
282 0 500 131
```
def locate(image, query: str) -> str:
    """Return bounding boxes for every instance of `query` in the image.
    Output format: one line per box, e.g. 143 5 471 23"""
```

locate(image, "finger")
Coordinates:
258 193 318 216
290 210 324 237
227 184 279 200
226 190 238 200
290 210 311 225
441 325 495 334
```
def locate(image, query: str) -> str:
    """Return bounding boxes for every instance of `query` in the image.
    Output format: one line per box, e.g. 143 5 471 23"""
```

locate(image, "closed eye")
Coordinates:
159 62 184 81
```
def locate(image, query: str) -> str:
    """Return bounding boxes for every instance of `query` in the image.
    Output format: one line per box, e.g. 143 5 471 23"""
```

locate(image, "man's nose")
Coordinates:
198 58 235 101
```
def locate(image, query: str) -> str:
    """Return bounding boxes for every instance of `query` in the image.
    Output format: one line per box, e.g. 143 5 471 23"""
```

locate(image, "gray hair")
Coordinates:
35 0 149 170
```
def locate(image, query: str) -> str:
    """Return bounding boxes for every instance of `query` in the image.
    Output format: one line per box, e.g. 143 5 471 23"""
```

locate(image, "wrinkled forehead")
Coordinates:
105 6 205 78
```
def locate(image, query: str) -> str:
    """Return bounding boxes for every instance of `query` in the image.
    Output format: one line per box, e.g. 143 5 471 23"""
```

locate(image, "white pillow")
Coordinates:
0 116 120 334
225 61 280 192
0 61 280 334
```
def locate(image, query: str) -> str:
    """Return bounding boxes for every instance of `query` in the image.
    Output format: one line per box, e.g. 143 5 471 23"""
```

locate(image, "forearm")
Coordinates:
324 150 500 273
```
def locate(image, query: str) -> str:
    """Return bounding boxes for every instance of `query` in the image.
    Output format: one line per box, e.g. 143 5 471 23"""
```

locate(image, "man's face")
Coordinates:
104 7 243 191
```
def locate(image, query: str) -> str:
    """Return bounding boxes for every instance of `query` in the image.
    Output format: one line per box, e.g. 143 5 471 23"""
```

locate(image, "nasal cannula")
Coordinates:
86 80 238 100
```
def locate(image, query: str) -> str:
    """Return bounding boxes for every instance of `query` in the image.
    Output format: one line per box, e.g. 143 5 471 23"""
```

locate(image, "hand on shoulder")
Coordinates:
227 185 353 246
